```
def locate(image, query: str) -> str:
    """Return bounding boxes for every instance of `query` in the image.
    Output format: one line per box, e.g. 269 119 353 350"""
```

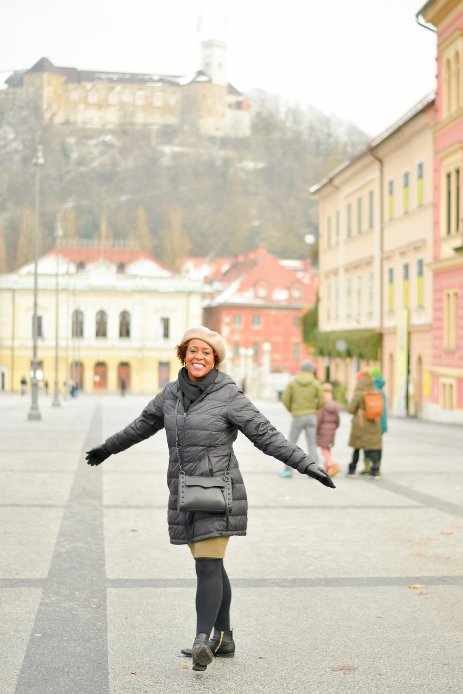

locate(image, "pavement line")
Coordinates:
362 478 463 518
3 575 463 590
14 402 109 694
106 575 463 588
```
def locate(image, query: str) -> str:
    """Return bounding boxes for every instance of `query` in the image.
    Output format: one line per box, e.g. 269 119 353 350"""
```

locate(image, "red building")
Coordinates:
420 1 463 423
202 247 318 375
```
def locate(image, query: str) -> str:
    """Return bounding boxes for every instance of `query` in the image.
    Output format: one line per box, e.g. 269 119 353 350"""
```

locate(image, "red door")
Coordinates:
117 362 131 391
93 362 107 389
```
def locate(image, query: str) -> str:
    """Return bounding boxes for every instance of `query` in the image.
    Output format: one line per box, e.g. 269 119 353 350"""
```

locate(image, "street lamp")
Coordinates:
28 144 44 421
52 218 63 407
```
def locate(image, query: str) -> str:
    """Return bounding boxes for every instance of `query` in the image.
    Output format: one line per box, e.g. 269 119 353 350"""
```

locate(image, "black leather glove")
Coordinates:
86 444 111 466
304 461 336 488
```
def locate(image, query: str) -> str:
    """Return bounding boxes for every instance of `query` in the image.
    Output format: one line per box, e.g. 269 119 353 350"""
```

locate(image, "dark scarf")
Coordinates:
177 367 218 411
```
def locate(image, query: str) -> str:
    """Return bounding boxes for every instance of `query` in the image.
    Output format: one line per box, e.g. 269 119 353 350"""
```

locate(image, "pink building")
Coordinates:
420 0 463 422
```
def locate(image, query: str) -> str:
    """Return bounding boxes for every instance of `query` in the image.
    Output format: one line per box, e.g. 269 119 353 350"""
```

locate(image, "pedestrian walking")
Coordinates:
119 378 127 397
20 375 27 396
316 383 341 477
280 360 325 477
85 326 335 672
347 369 383 478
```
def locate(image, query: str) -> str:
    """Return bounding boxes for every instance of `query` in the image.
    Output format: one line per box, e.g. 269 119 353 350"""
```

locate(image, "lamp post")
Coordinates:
52 218 63 407
28 144 44 421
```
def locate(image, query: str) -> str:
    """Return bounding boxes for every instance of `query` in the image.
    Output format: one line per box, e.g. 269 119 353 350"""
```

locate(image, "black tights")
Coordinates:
195 558 232 635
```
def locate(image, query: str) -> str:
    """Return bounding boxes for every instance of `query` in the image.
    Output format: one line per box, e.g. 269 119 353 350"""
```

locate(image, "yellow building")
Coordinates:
0 243 203 395
310 94 435 417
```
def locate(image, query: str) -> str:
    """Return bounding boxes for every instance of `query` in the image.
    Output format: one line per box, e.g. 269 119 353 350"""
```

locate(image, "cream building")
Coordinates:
310 94 435 417
0 244 203 395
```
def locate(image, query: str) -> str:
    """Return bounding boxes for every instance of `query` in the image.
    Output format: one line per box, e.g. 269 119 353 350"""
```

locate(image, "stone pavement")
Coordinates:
1 392 462 694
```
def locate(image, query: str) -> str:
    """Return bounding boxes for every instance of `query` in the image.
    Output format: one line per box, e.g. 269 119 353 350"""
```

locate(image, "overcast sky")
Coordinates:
0 0 436 136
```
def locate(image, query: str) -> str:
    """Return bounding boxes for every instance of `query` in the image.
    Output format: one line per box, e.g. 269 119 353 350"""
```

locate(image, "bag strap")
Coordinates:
175 397 231 477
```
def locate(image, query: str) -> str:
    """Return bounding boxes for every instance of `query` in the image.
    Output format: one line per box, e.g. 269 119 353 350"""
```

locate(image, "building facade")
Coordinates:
1 40 250 139
420 0 463 423
311 95 435 416
201 247 318 396
0 244 203 395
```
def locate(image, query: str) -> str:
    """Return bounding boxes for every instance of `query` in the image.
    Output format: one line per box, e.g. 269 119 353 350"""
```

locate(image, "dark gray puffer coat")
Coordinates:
104 371 315 545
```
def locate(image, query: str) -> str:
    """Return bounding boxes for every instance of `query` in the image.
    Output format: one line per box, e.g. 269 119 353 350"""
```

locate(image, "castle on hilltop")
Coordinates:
1 40 250 138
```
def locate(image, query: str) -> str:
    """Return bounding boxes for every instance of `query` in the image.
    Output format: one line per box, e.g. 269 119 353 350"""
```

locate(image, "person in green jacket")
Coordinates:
280 360 325 477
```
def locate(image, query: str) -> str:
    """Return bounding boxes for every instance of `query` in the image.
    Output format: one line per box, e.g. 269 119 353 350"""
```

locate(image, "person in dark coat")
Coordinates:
86 326 335 672
316 383 341 477
347 370 382 478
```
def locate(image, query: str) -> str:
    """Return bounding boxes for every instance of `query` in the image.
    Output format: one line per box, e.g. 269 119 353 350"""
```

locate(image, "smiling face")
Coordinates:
184 339 216 381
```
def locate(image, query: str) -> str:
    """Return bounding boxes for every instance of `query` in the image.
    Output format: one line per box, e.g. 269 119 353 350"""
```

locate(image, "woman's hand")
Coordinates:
304 461 336 488
86 444 111 466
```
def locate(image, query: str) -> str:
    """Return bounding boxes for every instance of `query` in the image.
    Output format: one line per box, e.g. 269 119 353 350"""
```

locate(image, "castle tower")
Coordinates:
200 39 227 86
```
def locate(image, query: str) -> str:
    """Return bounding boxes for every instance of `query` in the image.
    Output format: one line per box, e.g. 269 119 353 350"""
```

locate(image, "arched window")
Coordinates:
454 51 461 109
445 58 453 115
95 310 107 338
119 310 131 338
72 309 84 338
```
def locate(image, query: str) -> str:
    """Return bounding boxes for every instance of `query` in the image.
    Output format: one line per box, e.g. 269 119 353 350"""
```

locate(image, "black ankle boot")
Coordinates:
182 628 235 659
191 633 213 671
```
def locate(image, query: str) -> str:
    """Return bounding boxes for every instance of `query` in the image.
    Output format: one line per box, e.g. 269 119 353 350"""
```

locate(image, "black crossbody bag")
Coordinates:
175 400 233 526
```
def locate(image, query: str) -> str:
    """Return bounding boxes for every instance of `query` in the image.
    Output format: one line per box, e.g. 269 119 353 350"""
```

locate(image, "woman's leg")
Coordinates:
215 562 232 631
195 558 223 635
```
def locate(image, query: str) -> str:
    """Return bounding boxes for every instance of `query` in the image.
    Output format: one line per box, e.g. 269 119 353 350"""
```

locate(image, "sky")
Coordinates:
0 0 437 136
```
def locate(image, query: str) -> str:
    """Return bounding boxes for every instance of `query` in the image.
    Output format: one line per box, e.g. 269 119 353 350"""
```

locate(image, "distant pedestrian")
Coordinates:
347 369 383 478
316 383 341 477
280 360 325 478
20 376 27 396
372 367 388 472
86 326 335 672
44 380 49 395
120 378 127 397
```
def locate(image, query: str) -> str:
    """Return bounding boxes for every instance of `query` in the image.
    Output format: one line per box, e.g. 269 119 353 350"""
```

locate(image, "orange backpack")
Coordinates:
363 391 384 421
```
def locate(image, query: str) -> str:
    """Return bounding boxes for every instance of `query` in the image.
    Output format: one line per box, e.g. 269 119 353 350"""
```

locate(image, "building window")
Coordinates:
32 315 43 339
445 58 452 115
357 197 362 234
252 342 260 358
446 171 452 235
153 92 164 107
327 216 332 248
387 180 394 220
403 264 409 309
387 268 394 312
443 290 458 350
233 342 240 357
346 278 352 319
368 190 374 229
417 162 424 207
455 51 461 109
119 311 131 338
291 285 302 299
456 168 460 234
293 315 301 329
251 314 261 328
161 317 170 339
403 171 410 214
367 272 374 316
108 90 119 105
158 362 170 388
347 203 352 238
72 309 84 338
356 275 362 321
327 283 332 322
95 310 107 338
292 343 301 360
233 314 242 327
335 210 340 244
255 284 267 298
441 380 455 409
88 89 98 104
335 280 339 321
135 90 145 105
417 259 424 308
